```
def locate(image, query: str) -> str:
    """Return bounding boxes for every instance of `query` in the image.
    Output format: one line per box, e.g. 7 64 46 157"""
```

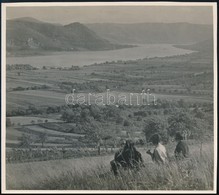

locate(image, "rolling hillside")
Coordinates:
174 38 213 52
6 17 128 55
86 23 213 44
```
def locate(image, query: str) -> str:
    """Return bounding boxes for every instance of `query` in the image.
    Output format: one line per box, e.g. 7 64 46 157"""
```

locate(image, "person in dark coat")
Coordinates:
110 140 144 176
174 132 189 159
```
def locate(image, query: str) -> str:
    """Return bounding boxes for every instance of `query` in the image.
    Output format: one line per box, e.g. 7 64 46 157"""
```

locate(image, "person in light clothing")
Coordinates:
146 134 168 164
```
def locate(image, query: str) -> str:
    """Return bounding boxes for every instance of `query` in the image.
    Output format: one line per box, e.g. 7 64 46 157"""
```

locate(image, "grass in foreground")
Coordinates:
20 149 213 191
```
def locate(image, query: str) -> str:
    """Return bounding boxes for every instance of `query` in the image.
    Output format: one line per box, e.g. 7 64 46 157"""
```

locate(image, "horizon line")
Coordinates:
6 16 213 26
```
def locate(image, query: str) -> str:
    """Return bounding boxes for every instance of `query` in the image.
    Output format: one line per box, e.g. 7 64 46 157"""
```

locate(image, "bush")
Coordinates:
143 116 168 143
123 120 130 126
137 116 142 121
116 116 124 124
167 111 198 139
134 111 147 117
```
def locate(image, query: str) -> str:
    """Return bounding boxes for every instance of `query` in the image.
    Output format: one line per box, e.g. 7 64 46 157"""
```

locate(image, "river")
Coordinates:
6 44 194 68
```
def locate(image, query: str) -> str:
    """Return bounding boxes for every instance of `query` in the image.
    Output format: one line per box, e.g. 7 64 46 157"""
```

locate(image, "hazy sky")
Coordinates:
6 5 213 25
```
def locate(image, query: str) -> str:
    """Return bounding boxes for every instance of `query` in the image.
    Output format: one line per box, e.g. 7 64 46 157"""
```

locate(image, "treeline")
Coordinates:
6 98 213 158
7 64 81 71
58 81 109 93
42 65 80 71
11 85 50 91
57 102 213 150
6 147 115 163
6 64 38 70
60 100 213 140
6 97 213 143
6 98 213 118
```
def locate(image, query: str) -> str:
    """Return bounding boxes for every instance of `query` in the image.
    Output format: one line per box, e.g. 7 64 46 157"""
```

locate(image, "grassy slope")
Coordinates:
6 142 214 190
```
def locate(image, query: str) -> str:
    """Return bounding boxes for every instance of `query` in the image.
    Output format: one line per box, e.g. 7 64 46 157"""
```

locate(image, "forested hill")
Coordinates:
6 17 129 54
86 23 213 44
174 39 213 52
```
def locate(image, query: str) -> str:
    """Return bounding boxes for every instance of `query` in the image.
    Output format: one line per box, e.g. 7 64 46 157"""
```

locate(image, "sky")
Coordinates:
6 5 213 25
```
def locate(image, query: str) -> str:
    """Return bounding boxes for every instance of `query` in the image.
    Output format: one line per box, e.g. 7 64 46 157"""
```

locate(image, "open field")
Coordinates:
24 125 84 138
8 116 62 125
6 123 85 149
6 45 213 113
7 89 212 112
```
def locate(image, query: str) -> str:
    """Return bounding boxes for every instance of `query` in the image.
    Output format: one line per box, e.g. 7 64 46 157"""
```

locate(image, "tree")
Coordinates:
177 99 187 108
82 121 113 155
116 116 124 124
61 108 80 123
38 132 48 148
81 108 90 121
137 116 142 121
124 120 131 126
104 105 120 119
89 105 102 120
19 133 33 148
167 111 198 139
143 116 168 143
163 109 169 115
193 108 205 119
47 106 57 114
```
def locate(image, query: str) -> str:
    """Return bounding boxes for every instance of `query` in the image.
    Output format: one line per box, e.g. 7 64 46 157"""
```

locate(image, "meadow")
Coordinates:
6 141 214 190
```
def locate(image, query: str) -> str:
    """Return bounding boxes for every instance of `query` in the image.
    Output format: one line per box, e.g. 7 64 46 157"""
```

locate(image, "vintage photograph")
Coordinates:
1 2 217 193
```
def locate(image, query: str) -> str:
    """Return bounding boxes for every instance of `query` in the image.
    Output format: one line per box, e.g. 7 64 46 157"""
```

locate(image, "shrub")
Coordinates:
143 116 168 143
123 120 130 126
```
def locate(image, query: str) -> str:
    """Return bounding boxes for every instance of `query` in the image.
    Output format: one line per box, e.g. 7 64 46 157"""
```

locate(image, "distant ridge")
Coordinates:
174 38 213 52
86 23 213 44
10 17 44 23
10 17 62 26
6 17 129 55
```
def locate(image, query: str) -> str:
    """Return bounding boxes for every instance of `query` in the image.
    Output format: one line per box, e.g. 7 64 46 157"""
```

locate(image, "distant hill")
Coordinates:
86 23 213 44
174 38 213 52
10 17 45 23
6 18 128 55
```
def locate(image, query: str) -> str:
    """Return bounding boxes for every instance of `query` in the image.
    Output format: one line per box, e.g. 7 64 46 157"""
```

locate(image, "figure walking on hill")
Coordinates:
146 133 168 164
174 132 189 159
110 140 144 176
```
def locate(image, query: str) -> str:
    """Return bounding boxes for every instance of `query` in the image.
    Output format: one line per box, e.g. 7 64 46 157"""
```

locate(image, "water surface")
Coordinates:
7 44 194 68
